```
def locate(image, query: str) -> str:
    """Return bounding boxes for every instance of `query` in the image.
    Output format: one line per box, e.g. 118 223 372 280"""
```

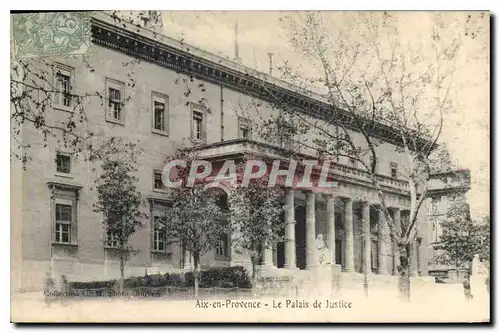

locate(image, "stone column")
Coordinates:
344 198 355 272
326 194 336 264
378 208 390 275
305 191 317 270
393 208 401 275
362 202 372 275
284 188 296 269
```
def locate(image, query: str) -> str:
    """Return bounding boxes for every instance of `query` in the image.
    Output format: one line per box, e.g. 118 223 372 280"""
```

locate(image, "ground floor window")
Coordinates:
153 226 167 252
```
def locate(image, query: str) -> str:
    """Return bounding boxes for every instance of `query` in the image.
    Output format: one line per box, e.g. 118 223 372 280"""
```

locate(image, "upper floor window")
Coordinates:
56 153 71 174
191 104 206 142
390 162 398 178
280 124 295 151
153 170 165 190
54 64 73 109
238 117 251 139
105 79 125 124
348 157 357 168
429 197 439 215
152 93 169 135
316 141 327 159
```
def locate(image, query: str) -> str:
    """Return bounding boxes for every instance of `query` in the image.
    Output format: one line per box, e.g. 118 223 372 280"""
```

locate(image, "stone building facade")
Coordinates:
424 169 472 282
12 13 434 291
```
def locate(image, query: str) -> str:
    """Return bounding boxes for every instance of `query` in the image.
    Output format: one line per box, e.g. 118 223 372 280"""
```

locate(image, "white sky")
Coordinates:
145 11 490 219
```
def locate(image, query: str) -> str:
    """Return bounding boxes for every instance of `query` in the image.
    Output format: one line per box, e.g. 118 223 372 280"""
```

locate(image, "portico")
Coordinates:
268 188 413 276
192 138 420 277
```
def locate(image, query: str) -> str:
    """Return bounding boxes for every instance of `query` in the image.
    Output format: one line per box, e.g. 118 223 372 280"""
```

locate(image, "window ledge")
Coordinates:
52 242 78 247
152 188 169 194
105 118 125 126
151 250 171 255
53 105 74 113
55 172 74 179
104 246 121 250
152 129 169 137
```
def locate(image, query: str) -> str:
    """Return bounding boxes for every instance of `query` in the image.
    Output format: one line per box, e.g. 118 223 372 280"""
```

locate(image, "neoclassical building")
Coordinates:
12 12 434 291
424 169 471 282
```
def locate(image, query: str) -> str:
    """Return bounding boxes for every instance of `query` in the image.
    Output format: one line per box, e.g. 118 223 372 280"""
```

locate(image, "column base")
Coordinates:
283 264 298 270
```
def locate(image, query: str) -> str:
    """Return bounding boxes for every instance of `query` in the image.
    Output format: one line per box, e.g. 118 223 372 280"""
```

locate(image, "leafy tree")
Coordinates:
157 150 228 298
476 216 490 268
10 11 163 167
92 137 148 293
437 201 479 275
229 177 286 291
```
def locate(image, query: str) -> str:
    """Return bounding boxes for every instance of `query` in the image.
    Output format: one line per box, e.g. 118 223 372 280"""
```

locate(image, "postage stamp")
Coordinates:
11 12 91 59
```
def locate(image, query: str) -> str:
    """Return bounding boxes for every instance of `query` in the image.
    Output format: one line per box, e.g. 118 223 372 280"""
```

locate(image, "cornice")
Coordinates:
190 139 411 197
91 17 432 151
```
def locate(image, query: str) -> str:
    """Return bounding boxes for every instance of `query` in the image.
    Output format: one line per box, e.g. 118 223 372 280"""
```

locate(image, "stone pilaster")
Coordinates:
344 198 355 272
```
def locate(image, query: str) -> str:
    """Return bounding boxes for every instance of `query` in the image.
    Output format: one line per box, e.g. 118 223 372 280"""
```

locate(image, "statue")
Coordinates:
315 234 332 266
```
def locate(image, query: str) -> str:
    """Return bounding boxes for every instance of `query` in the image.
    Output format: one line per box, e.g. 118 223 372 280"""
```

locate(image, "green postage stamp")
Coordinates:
11 12 91 59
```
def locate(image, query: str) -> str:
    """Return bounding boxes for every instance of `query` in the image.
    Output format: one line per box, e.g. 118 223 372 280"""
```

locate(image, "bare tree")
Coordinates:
251 12 484 301
10 11 164 168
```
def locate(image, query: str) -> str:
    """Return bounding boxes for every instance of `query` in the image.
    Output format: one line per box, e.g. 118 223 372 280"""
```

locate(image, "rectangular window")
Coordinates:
349 157 356 168
238 117 251 139
109 88 122 120
192 110 204 141
317 141 327 159
55 204 72 243
153 170 165 190
390 162 398 178
153 222 166 252
56 153 71 174
369 156 378 173
429 197 439 215
55 70 72 107
281 125 294 150
106 231 119 248
154 101 165 130
152 93 169 134
105 79 125 124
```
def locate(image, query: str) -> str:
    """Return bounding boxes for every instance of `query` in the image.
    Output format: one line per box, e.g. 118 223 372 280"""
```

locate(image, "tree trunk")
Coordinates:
397 244 411 302
193 251 200 299
119 253 125 294
251 256 258 297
